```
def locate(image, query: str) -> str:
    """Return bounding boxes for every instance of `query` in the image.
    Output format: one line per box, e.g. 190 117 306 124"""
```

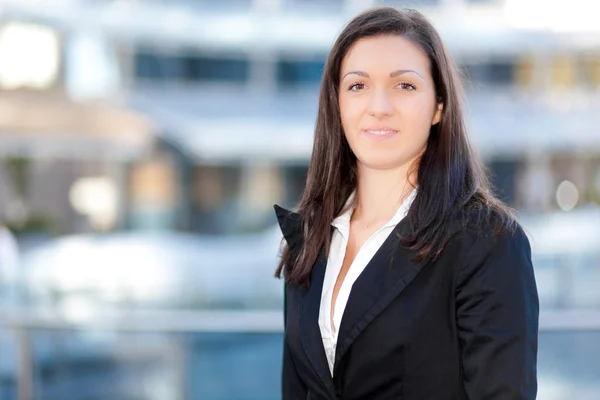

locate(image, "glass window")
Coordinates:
580 55 600 87
134 52 184 81
134 50 250 84
552 55 576 89
515 56 536 88
192 166 242 235
462 60 516 87
183 55 249 83
276 59 325 87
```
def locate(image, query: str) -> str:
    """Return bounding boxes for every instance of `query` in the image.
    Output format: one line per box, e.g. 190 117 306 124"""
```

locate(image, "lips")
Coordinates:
364 129 398 136
362 128 399 139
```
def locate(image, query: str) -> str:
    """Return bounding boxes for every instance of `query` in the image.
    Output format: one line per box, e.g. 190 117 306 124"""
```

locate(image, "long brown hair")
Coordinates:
276 7 515 287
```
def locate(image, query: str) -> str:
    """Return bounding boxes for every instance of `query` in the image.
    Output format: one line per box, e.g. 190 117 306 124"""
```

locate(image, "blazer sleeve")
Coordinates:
282 283 308 399
456 226 539 399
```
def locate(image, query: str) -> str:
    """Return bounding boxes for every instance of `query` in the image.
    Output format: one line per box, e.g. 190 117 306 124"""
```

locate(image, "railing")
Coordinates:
2 307 600 400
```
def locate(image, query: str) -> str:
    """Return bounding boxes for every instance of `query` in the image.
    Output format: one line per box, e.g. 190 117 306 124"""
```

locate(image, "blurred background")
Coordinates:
0 0 599 399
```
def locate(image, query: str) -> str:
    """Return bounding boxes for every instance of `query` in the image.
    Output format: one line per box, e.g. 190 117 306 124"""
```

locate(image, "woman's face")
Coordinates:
338 34 442 172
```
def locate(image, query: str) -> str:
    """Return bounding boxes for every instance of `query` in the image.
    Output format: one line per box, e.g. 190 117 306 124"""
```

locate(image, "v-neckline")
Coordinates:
328 220 389 334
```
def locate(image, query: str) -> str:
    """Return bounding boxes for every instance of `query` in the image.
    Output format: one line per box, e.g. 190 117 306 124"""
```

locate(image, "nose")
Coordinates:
367 89 393 118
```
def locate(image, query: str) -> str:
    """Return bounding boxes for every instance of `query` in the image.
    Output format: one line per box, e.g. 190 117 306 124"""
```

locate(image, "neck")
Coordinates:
352 161 417 226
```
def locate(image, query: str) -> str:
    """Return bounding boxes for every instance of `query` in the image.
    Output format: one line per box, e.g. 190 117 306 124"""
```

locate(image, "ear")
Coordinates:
432 102 443 126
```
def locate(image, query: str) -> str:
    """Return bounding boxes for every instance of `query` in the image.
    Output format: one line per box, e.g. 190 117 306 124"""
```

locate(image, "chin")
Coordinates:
357 154 413 171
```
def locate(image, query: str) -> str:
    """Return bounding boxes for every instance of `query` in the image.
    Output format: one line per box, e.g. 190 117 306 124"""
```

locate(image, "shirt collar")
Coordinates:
331 187 417 233
331 191 356 234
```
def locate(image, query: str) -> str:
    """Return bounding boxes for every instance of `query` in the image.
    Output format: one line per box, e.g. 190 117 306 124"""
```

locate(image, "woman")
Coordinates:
274 6 538 400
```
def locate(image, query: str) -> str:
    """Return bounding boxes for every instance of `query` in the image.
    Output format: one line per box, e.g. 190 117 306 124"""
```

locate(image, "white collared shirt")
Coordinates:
318 189 416 376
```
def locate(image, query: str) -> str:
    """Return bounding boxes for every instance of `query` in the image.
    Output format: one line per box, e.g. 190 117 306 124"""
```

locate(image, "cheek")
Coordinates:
339 99 364 143
339 97 361 131
402 100 436 132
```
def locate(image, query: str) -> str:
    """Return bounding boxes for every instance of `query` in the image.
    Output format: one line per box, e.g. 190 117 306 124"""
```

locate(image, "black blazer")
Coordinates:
275 205 539 400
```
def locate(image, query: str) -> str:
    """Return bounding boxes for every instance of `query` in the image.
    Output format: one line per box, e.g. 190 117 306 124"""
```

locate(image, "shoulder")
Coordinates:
461 222 530 266
449 212 533 296
451 209 538 325
449 200 531 265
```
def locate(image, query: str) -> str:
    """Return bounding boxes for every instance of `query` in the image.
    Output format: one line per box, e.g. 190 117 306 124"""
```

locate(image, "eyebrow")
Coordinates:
342 69 424 80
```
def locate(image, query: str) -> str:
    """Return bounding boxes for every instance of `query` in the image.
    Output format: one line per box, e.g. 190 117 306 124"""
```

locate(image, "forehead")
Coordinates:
340 35 431 77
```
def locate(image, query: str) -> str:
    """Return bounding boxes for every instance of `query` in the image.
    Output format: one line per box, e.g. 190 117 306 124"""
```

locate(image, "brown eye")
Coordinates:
348 82 365 91
398 82 417 91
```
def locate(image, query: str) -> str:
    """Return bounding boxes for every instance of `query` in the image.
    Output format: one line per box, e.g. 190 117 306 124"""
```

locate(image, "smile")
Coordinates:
365 130 397 135
362 129 399 139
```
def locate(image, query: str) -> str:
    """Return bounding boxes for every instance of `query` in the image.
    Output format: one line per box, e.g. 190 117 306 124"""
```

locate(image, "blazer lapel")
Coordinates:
299 249 337 398
333 219 427 376
274 205 337 398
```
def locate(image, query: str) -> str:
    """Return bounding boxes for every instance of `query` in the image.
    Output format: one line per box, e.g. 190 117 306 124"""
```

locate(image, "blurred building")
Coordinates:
0 13 157 237
1 0 599 237
1 2 600 399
